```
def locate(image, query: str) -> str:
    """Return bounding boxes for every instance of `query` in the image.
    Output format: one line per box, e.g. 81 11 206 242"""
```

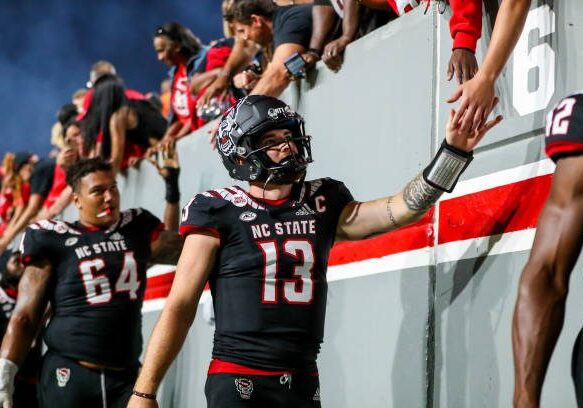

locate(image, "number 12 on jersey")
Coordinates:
258 240 315 305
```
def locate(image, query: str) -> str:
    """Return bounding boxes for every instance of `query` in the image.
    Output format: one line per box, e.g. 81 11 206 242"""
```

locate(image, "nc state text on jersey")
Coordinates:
74 240 129 259
250 220 316 239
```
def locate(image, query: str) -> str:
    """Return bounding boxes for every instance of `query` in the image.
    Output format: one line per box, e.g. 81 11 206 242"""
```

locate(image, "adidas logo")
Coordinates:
295 204 315 216
313 386 320 401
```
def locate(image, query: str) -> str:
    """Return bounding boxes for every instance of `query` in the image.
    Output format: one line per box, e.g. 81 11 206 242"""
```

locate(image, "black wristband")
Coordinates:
422 139 473 193
307 48 322 58
132 390 156 400
163 167 180 204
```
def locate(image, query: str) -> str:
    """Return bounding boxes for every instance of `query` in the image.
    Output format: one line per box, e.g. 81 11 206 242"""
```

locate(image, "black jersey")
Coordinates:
0 285 42 383
20 209 163 368
0 286 16 335
180 178 353 370
545 92 583 161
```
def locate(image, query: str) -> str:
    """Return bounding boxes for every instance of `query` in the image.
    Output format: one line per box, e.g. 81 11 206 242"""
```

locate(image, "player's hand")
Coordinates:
197 76 229 109
446 71 497 135
447 48 478 84
322 36 350 72
445 99 502 152
126 395 158 408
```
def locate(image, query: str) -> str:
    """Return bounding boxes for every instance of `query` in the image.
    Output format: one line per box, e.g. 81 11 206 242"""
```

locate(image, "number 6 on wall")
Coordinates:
512 5 556 116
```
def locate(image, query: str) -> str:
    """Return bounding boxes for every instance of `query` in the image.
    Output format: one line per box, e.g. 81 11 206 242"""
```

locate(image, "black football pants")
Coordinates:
38 351 138 408
13 377 38 408
205 372 322 408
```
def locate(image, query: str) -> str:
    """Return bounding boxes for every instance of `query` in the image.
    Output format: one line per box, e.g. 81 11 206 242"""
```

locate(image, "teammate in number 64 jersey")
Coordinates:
130 95 502 408
0 156 183 408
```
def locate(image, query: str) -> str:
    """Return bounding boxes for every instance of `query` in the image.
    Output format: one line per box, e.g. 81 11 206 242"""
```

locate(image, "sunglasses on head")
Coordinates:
154 26 180 42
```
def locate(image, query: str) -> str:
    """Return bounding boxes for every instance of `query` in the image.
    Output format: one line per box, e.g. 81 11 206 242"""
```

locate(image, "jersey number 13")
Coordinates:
258 240 315 305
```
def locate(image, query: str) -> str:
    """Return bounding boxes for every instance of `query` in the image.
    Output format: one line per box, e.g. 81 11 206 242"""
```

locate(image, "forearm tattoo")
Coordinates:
402 173 443 213
386 197 401 229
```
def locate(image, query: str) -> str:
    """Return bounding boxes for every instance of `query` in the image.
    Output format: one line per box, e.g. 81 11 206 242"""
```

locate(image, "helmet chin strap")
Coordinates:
262 172 276 202
263 170 306 216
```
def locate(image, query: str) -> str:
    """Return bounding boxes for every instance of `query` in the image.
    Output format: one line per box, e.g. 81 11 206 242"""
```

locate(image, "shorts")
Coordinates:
205 372 321 408
38 351 138 408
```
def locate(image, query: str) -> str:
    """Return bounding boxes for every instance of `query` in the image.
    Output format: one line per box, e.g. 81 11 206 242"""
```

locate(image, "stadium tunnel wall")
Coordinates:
95 1 583 406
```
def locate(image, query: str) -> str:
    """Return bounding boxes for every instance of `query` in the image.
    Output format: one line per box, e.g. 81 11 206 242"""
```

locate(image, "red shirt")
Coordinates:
76 89 145 121
193 45 236 129
43 164 67 209
385 0 482 52
449 0 482 52
171 63 195 129
0 182 30 235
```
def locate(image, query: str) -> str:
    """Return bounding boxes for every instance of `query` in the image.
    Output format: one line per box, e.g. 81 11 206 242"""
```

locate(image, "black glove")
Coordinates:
163 167 180 204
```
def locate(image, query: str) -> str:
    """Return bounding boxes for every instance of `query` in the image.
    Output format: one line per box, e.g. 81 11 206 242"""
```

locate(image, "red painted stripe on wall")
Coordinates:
144 273 174 300
145 175 553 301
438 174 551 244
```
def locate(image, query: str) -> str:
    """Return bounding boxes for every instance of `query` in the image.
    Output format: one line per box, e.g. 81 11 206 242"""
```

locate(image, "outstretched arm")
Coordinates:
512 155 583 408
447 0 530 133
36 186 73 221
337 108 502 241
302 4 337 69
322 0 360 72
110 106 135 175
447 0 481 84
250 43 306 97
149 142 183 265
128 233 219 407
196 38 257 108
0 194 45 253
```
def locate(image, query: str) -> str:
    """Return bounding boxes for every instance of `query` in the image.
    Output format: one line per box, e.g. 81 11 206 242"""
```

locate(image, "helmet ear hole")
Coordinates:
234 156 246 165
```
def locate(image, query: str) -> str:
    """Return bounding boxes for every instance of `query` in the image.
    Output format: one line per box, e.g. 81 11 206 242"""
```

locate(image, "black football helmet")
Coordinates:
216 95 313 183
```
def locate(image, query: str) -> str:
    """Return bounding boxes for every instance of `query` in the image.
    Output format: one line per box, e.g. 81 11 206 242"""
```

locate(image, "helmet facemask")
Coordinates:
216 95 313 183
243 119 312 184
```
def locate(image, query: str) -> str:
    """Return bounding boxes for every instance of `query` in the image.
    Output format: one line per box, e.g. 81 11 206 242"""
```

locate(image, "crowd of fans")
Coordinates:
0 0 486 273
0 0 486 259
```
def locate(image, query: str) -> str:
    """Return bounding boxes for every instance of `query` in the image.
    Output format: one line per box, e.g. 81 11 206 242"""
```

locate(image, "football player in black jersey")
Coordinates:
129 95 502 408
0 151 183 408
0 250 41 408
513 92 583 408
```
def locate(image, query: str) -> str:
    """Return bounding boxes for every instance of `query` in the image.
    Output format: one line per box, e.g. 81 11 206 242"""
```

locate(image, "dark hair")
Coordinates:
66 158 112 192
62 119 81 140
154 22 203 58
57 103 78 125
0 250 21 288
229 0 274 24
81 74 126 158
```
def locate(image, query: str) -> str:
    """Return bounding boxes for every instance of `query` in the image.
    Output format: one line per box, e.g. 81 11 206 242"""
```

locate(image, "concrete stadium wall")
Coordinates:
98 1 583 406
